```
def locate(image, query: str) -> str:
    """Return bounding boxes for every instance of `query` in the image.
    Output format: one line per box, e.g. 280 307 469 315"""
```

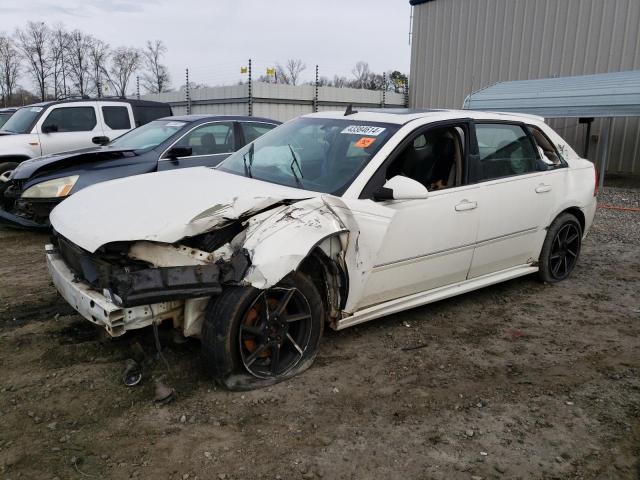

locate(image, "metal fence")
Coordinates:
139 82 408 122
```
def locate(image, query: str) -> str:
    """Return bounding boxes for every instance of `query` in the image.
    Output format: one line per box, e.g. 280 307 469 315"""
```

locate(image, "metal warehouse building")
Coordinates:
408 0 640 176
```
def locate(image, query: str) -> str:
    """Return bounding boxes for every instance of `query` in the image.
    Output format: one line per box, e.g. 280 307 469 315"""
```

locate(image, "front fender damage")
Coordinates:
55 195 354 338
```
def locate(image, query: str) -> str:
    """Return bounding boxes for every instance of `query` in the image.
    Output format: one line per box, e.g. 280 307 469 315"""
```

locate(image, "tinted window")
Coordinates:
175 122 235 156
475 124 538 180
102 106 131 130
42 107 97 132
133 105 172 127
241 122 277 145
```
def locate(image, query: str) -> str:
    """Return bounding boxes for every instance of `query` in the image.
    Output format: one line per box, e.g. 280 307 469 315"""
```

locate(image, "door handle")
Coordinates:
535 184 552 193
455 200 478 212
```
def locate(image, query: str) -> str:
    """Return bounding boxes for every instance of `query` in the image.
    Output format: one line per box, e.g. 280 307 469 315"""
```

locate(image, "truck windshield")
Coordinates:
217 117 399 194
0 106 43 133
109 120 188 151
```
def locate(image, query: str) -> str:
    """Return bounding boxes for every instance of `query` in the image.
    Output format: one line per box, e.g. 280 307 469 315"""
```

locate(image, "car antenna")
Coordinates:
344 104 358 116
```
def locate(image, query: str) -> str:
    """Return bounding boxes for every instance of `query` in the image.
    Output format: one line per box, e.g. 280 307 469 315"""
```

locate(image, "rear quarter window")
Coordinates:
132 105 173 127
102 106 131 130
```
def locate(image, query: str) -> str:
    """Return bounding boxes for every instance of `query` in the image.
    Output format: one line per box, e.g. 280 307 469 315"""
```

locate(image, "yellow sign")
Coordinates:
240 66 248 74
266 67 275 76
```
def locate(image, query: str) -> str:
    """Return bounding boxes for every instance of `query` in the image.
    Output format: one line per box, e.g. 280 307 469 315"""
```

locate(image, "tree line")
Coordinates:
256 59 408 93
0 21 170 107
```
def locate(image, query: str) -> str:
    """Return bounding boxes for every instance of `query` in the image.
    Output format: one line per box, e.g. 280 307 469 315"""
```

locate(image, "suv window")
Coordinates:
385 125 464 191
42 107 97 132
475 123 538 180
241 122 277 144
102 106 131 130
174 122 235 156
133 105 172 127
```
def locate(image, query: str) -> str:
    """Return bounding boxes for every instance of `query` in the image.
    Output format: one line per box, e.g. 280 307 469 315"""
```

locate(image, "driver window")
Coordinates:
174 122 235 156
386 126 464 191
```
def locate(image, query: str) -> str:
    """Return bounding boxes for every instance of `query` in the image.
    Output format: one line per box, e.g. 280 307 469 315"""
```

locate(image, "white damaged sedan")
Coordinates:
46 109 597 389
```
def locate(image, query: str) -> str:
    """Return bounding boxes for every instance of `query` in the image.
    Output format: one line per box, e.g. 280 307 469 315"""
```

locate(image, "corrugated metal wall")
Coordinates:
409 0 640 174
142 83 407 121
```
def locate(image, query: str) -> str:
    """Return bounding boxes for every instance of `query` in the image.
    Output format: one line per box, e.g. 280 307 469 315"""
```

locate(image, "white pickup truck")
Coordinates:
0 98 171 175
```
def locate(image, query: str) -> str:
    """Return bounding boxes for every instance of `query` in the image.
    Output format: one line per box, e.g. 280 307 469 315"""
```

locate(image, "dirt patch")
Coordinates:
0 195 639 479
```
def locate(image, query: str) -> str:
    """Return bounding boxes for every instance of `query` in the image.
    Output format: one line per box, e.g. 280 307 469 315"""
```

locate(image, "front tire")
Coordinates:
538 213 582 283
201 271 324 390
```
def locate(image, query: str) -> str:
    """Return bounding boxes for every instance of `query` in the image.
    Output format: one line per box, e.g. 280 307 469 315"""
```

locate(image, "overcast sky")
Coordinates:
3 0 413 90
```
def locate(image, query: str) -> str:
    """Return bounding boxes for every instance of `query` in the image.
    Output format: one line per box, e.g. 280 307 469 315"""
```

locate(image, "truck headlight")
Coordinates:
22 175 79 199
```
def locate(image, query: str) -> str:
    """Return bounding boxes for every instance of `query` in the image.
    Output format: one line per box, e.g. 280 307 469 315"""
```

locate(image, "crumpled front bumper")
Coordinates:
45 244 184 336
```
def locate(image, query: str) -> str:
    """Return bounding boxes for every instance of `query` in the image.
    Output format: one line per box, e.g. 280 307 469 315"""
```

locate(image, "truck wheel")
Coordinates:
538 213 582 283
201 271 324 390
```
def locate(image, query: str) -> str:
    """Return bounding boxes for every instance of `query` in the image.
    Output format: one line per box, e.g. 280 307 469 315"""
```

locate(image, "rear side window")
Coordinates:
528 125 565 167
133 105 172 127
240 122 277 145
42 107 97 132
102 106 131 130
475 123 538 180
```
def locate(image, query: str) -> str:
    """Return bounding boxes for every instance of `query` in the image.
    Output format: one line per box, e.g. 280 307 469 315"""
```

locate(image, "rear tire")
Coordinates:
538 213 582 283
201 271 324 390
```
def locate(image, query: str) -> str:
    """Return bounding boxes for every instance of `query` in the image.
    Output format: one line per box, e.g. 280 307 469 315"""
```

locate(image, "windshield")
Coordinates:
217 117 399 194
0 112 13 128
1 106 43 133
109 119 188 150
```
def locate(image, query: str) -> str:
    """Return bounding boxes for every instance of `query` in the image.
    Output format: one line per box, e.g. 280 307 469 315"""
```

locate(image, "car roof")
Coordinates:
0 107 18 113
156 114 281 124
302 108 546 125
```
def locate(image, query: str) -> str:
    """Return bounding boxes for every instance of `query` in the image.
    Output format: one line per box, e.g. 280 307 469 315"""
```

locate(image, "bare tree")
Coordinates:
50 25 70 98
275 59 306 86
89 39 109 97
141 40 170 94
15 21 52 100
351 61 370 89
106 47 140 97
65 30 92 96
0 35 21 106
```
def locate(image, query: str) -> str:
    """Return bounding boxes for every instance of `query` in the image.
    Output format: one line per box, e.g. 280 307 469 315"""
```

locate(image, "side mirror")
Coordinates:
42 124 58 134
374 175 429 201
166 146 192 159
92 136 110 146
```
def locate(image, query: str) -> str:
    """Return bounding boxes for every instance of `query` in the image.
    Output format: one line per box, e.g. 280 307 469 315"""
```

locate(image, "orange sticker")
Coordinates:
354 137 376 148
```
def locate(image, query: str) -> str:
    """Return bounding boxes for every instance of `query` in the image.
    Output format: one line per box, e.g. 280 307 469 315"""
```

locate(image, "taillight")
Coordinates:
594 168 599 197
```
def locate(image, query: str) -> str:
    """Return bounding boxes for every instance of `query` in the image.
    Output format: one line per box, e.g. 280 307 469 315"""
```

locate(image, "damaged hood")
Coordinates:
50 167 316 252
10 147 137 180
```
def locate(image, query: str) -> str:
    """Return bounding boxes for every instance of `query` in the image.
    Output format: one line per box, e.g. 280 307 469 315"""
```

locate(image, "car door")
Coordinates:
99 103 134 142
467 122 556 278
157 121 236 171
37 102 101 155
355 121 481 308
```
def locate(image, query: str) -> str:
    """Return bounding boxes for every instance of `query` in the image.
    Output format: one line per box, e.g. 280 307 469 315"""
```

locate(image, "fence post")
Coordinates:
136 76 140 100
404 80 409 108
381 72 386 108
248 58 253 117
314 65 319 113
185 68 191 115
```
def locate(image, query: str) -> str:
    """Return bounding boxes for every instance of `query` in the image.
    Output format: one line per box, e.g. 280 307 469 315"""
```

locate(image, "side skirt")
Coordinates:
335 264 538 330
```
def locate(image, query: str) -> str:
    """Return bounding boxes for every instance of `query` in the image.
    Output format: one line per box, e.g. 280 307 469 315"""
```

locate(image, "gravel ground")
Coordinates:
0 187 639 480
